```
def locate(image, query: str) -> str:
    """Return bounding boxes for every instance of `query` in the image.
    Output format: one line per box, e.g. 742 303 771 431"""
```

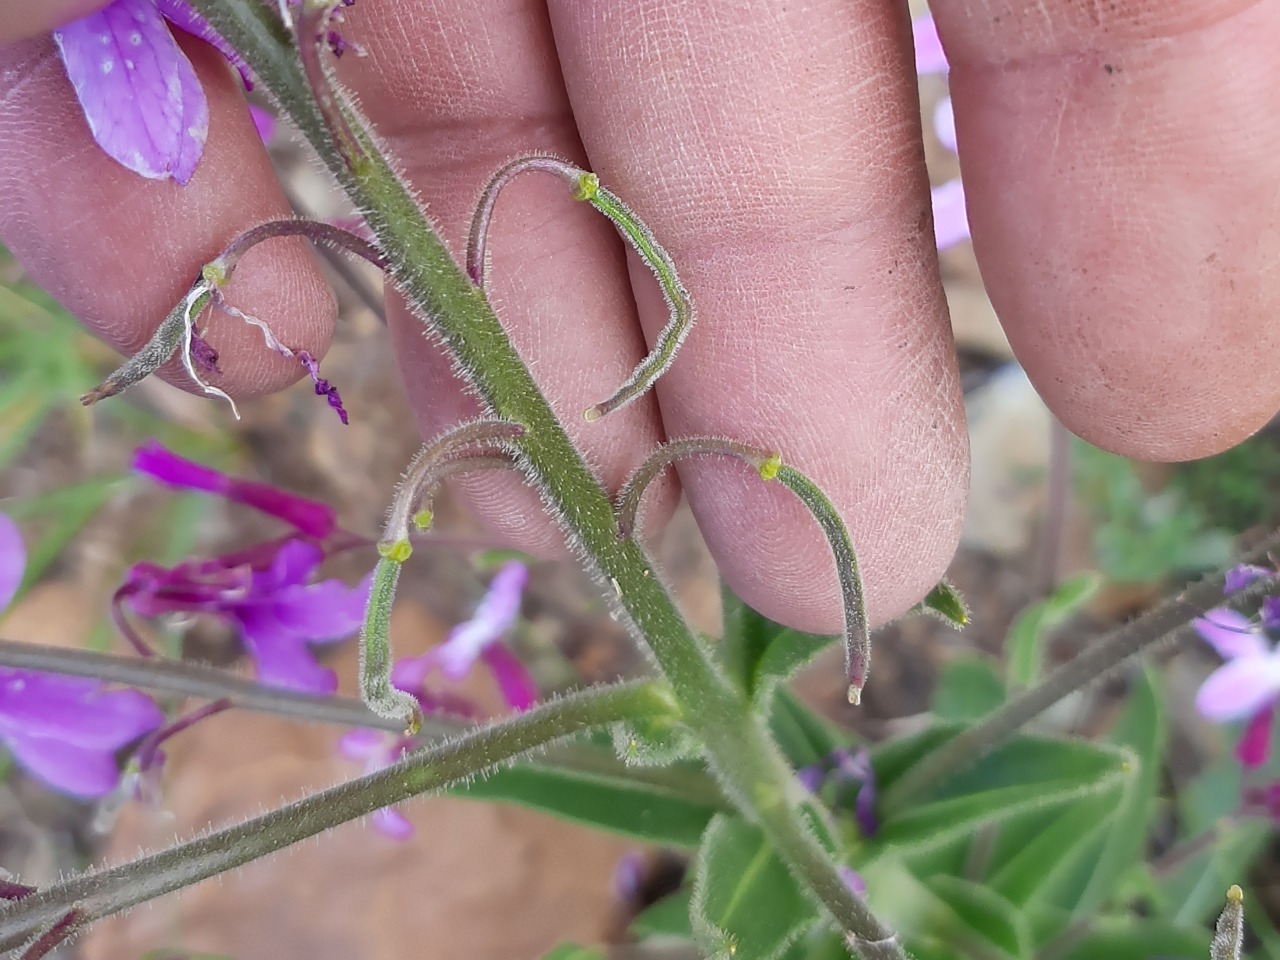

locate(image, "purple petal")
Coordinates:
933 96 957 154
134 442 335 538
0 671 162 748
391 651 436 694
255 540 325 591
249 103 277 144
838 867 868 898
5 732 124 798
1263 598 1280 632
269 574 371 642
435 563 528 678
372 807 414 841
480 645 538 712
338 729 386 762
154 0 253 89
1225 564 1272 594
1238 705 1275 768
1195 609 1265 661
931 178 970 250
1195 656 1280 722
0 513 25 611
236 607 336 693
54 0 208 184
912 14 949 75
796 764 825 793
297 352 349 425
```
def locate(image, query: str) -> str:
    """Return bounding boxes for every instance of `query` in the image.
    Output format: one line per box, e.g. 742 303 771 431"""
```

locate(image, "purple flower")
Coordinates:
134 441 335 539
1225 564 1272 594
0 513 163 798
53 0 251 185
797 747 878 838
912 14 969 250
1194 609 1280 768
391 562 537 712
338 729 415 840
120 538 371 693
122 444 371 692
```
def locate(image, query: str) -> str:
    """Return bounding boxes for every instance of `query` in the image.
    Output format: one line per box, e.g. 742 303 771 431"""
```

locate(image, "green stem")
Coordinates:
0 681 663 953
0 638 428 734
884 528 1280 808
174 5 907 954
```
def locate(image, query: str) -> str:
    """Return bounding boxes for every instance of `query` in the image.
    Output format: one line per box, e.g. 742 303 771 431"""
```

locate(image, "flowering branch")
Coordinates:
883 527 1280 807
102 1 910 953
0 680 668 954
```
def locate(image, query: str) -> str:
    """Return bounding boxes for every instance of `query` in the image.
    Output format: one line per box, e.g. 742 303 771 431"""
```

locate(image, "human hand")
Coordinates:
2 0 1276 634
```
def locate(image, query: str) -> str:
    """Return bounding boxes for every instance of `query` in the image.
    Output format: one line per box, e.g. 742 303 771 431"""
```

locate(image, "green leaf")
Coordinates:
924 875 1029 959
1068 666 1164 918
720 584 832 705
1005 572 1101 690
691 816 817 960
872 732 1129 855
932 656 1006 721
538 945 607 960
984 792 1119 909
457 745 726 847
630 888 693 940
768 688 841 771
915 580 970 627
1050 919 1210 960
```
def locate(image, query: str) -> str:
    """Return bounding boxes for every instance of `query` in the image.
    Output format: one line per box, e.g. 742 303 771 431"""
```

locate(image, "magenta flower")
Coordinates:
338 729 415 840
121 443 371 693
0 513 163 799
391 562 537 712
1194 609 1280 768
53 0 252 184
133 442 335 539
797 747 878 838
912 14 969 250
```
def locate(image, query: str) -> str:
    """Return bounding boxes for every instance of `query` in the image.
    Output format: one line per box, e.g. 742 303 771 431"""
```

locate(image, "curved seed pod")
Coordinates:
363 419 525 730
360 555 420 731
466 156 693 422
616 438 870 704
381 419 525 551
80 219 383 409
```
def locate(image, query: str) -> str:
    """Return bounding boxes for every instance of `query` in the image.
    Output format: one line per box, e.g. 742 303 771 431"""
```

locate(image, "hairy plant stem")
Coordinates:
0 681 663 953
884 528 1280 807
0 638 423 732
182 3 905 953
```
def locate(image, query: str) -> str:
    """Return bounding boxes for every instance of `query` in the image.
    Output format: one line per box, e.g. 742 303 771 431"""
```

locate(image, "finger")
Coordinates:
933 0 1280 458
0 0 110 42
0 35 334 400
334 1 674 555
547 0 969 632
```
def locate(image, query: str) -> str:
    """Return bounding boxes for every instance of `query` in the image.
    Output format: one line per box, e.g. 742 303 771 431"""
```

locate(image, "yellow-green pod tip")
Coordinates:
574 172 600 202
583 405 604 423
1228 884 1244 903
201 261 228 288
377 539 413 563
758 453 783 481
404 710 423 736
412 509 434 531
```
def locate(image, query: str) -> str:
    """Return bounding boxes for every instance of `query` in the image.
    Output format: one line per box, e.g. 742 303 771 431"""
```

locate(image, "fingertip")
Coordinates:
0 0 111 42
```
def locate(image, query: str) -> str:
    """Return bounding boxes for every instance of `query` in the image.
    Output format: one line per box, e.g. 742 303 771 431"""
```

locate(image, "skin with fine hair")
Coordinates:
1 0 1277 635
